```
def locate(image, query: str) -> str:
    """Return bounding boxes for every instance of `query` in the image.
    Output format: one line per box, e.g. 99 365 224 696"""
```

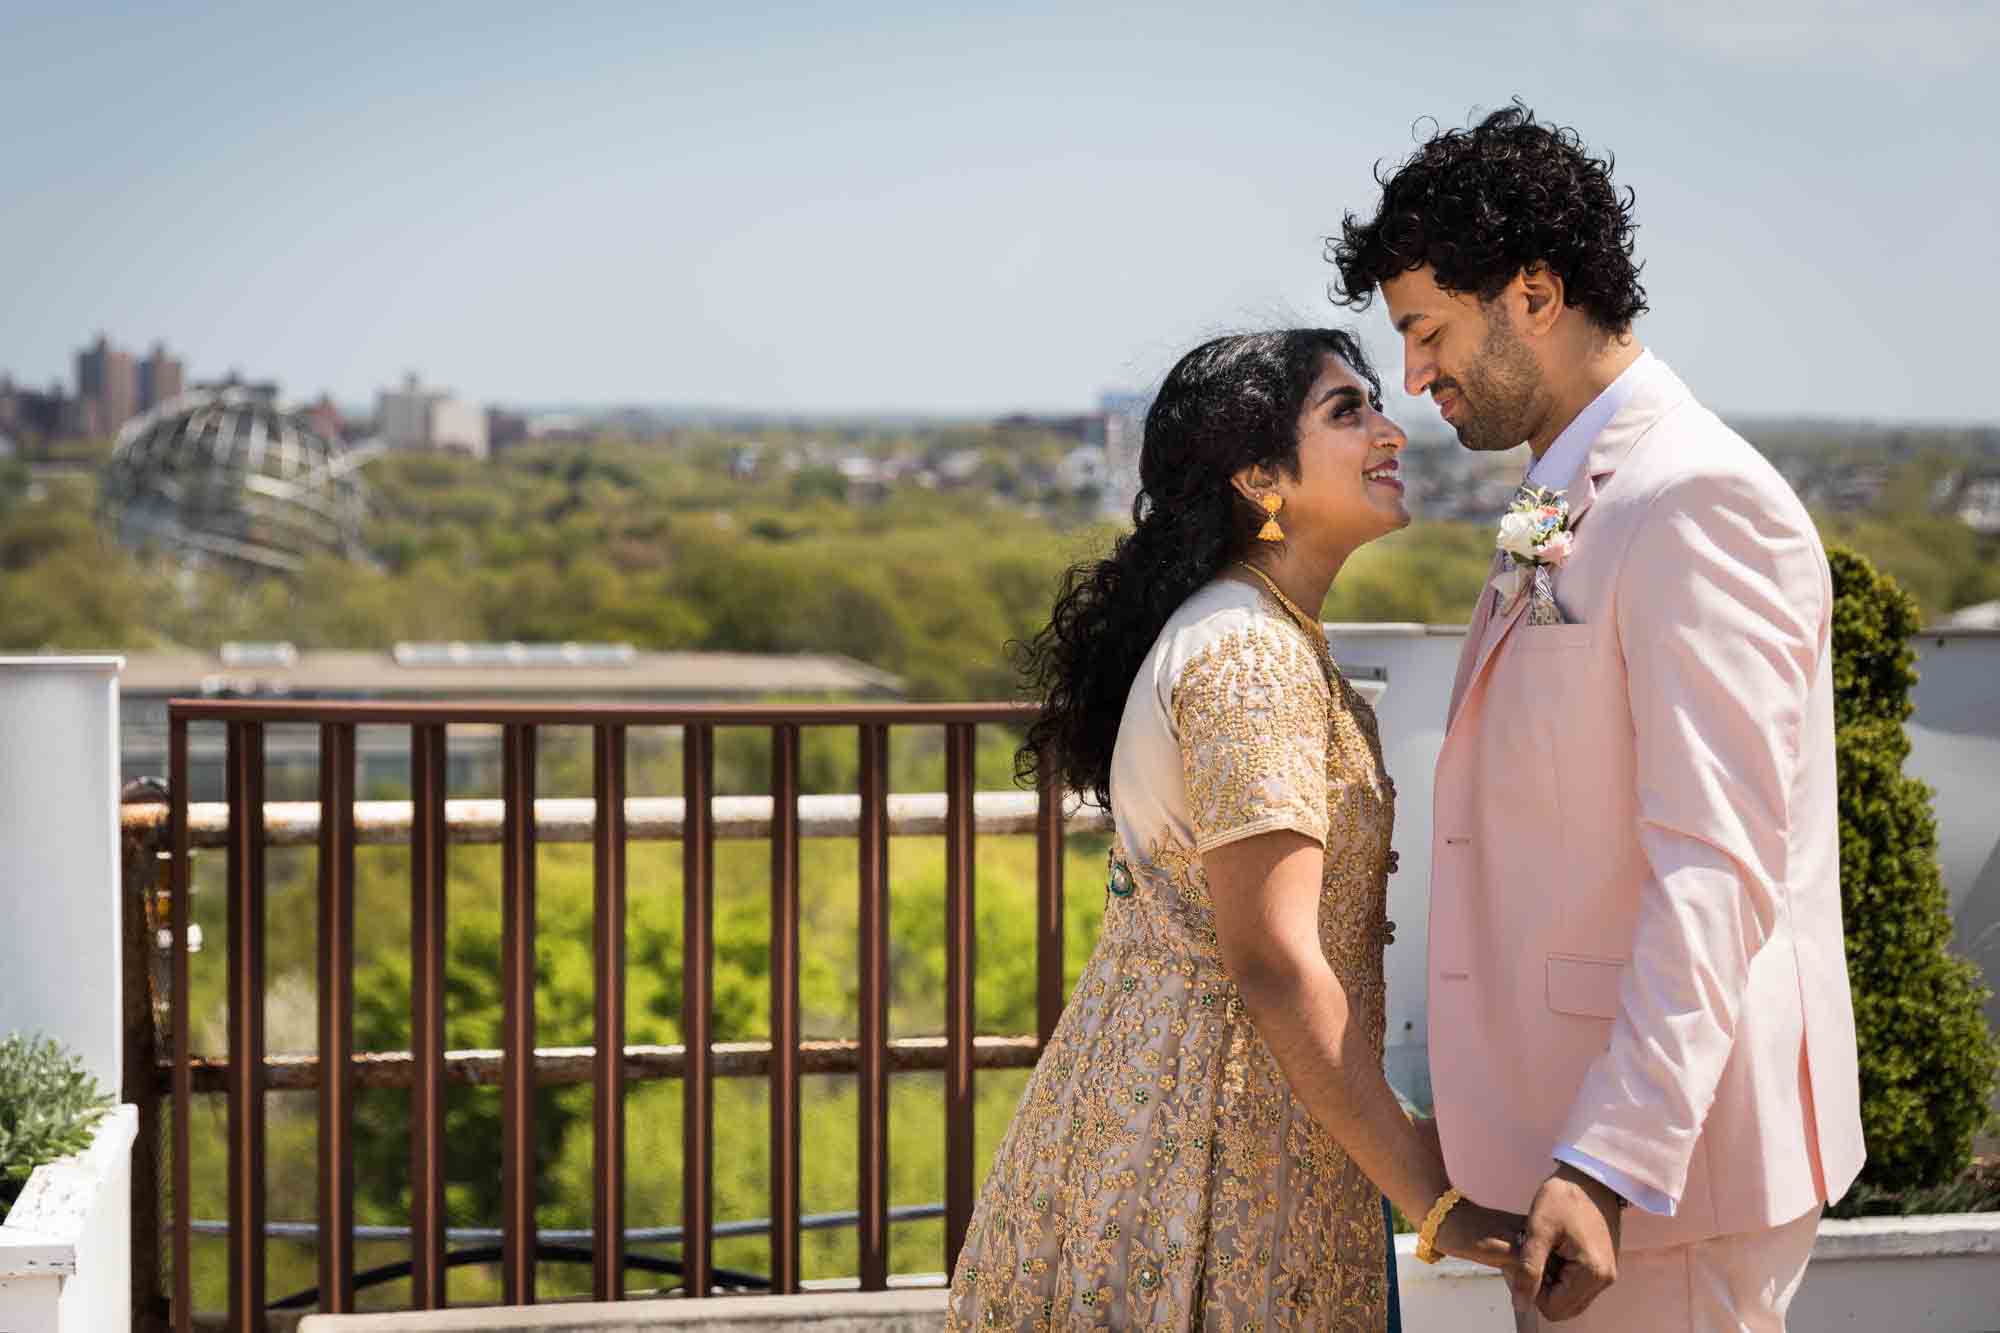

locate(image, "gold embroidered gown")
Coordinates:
947 578 1397 1331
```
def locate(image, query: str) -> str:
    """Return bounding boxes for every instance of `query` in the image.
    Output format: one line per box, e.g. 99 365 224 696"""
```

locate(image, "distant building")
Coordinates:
378 372 488 459
428 395 487 456
995 413 1104 445
0 377 69 440
190 371 280 405
1057 445 1109 493
303 393 345 442
1957 476 2000 535
526 412 590 442
76 334 138 436
136 342 184 412
1099 390 1150 521
486 408 528 451
1946 599 2000 630
934 447 983 485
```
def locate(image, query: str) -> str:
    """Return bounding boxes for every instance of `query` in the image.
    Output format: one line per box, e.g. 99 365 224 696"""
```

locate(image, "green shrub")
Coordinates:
0 1033 113 1218
1828 545 1999 1198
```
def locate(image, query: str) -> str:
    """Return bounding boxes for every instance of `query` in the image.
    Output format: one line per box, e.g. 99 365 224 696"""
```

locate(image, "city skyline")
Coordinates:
4 2 1998 427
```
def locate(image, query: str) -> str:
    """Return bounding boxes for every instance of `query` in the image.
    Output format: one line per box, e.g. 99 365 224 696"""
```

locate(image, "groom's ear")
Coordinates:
1516 263 1566 337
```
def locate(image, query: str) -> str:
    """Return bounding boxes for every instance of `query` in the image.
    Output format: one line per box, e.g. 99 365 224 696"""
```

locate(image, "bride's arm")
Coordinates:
1206 829 1520 1268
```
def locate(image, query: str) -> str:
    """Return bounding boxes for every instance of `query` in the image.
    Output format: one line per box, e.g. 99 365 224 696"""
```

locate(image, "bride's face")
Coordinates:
1279 354 1410 549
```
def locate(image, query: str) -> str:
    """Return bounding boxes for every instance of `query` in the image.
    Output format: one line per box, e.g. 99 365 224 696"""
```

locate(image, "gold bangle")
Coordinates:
1414 1186 1465 1264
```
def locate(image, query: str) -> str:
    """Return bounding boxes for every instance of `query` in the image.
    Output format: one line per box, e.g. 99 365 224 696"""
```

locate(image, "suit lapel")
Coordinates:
1561 355 1695 530
1444 354 1695 739
1447 575 1533 738
1447 550 1506 730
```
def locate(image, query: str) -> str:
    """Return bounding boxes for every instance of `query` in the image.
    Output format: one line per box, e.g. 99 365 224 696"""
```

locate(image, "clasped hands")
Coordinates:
1432 1162 1622 1323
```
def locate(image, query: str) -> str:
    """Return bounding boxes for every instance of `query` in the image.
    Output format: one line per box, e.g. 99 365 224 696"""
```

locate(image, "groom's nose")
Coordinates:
1403 353 1434 398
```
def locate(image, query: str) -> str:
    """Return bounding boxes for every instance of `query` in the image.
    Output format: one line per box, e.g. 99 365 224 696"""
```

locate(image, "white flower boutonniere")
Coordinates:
1491 485 1575 610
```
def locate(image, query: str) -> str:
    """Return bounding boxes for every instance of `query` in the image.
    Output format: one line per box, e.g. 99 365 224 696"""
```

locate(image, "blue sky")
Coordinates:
3 0 1996 425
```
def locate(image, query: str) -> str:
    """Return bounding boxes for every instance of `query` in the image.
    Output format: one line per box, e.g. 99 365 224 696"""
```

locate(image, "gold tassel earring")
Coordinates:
1256 492 1286 542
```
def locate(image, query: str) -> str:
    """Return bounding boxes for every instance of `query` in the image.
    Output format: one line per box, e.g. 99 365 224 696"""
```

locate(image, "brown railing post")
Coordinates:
225 721 267 1327
500 723 538 1305
119 781 168 1333
149 698 1058 1319
168 718 193 1333
681 723 716 1297
943 723 977 1273
591 724 628 1302
856 723 891 1290
316 723 359 1312
1036 767 1066 1044
408 723 449 1309
768 723 803 1294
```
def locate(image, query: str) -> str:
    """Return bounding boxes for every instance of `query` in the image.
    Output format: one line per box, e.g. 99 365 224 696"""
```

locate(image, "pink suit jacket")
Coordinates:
1427 357 1865 1252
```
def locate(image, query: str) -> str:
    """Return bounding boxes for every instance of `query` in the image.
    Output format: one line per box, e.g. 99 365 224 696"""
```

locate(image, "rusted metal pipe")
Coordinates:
162 1033 1045 1093
120 790 1111 849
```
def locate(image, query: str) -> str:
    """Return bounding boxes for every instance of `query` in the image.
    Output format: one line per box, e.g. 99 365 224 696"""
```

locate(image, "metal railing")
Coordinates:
121 699 1103 1331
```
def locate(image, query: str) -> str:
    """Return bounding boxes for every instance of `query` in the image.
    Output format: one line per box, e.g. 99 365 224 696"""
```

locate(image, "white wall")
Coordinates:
1903 631 2000 1035
1323 625 1464 1107
0 657 124 1091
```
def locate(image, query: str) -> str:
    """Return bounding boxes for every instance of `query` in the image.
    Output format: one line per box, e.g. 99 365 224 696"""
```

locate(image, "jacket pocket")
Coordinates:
1546 953 1626 1019
1517 623 1596 652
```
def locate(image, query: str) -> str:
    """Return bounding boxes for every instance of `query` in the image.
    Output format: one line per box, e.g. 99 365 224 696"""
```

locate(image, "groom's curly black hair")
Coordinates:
1329 100 1648 333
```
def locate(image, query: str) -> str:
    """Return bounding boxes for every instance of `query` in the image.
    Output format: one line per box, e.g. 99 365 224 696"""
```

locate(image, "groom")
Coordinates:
1331 105 1865 1329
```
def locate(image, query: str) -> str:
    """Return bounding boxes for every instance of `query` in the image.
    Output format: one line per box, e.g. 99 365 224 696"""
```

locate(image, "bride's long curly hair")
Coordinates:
1015 328 1381 807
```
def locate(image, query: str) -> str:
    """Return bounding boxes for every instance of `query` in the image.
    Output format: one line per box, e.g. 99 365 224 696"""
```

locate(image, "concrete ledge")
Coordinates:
298 1290 948 1332
1810 1212 2000 1260
285 1213 2000 1332
0 1105 138 1333
1388 1214 2000 1332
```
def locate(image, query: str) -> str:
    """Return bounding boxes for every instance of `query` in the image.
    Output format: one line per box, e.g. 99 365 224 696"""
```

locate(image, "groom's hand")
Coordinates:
1512 1163 1621 1321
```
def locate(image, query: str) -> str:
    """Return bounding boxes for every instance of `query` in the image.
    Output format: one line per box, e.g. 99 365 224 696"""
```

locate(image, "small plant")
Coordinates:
0 1033 112 1219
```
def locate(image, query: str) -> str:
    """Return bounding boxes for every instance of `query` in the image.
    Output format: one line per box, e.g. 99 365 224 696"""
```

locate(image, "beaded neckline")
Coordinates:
1234 562 1339 687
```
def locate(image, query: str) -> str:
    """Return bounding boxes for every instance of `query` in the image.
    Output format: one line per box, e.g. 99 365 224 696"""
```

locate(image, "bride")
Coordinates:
945 329 1524 1329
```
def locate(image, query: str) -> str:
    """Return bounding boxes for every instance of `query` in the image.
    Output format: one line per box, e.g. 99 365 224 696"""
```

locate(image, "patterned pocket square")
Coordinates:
1524 565 1569 626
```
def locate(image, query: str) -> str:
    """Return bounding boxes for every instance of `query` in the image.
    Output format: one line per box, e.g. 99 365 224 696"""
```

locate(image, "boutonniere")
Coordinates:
1490 485 1575 607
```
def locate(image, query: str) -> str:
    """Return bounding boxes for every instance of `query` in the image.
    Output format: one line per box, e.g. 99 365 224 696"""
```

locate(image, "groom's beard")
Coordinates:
1443 315 1542 453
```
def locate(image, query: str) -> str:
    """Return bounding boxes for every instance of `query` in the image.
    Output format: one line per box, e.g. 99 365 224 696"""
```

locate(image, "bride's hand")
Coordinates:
1431 1201 1527 1271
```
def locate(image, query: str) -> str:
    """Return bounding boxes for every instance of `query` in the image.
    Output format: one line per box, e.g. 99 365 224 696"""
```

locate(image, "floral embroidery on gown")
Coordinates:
946 578 1398 1331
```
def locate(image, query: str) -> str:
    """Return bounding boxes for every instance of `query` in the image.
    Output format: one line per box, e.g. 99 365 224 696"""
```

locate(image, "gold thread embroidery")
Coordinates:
946 598 1397 1331
1172 620 1332 852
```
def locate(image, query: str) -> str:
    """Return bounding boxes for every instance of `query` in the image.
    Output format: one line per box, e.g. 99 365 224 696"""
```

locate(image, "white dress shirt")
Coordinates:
1531 348 1677 1218
1525 349 1653 493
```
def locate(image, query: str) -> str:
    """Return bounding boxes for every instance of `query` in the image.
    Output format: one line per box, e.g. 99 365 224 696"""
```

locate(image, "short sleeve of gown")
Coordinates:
1170 617 1331 853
